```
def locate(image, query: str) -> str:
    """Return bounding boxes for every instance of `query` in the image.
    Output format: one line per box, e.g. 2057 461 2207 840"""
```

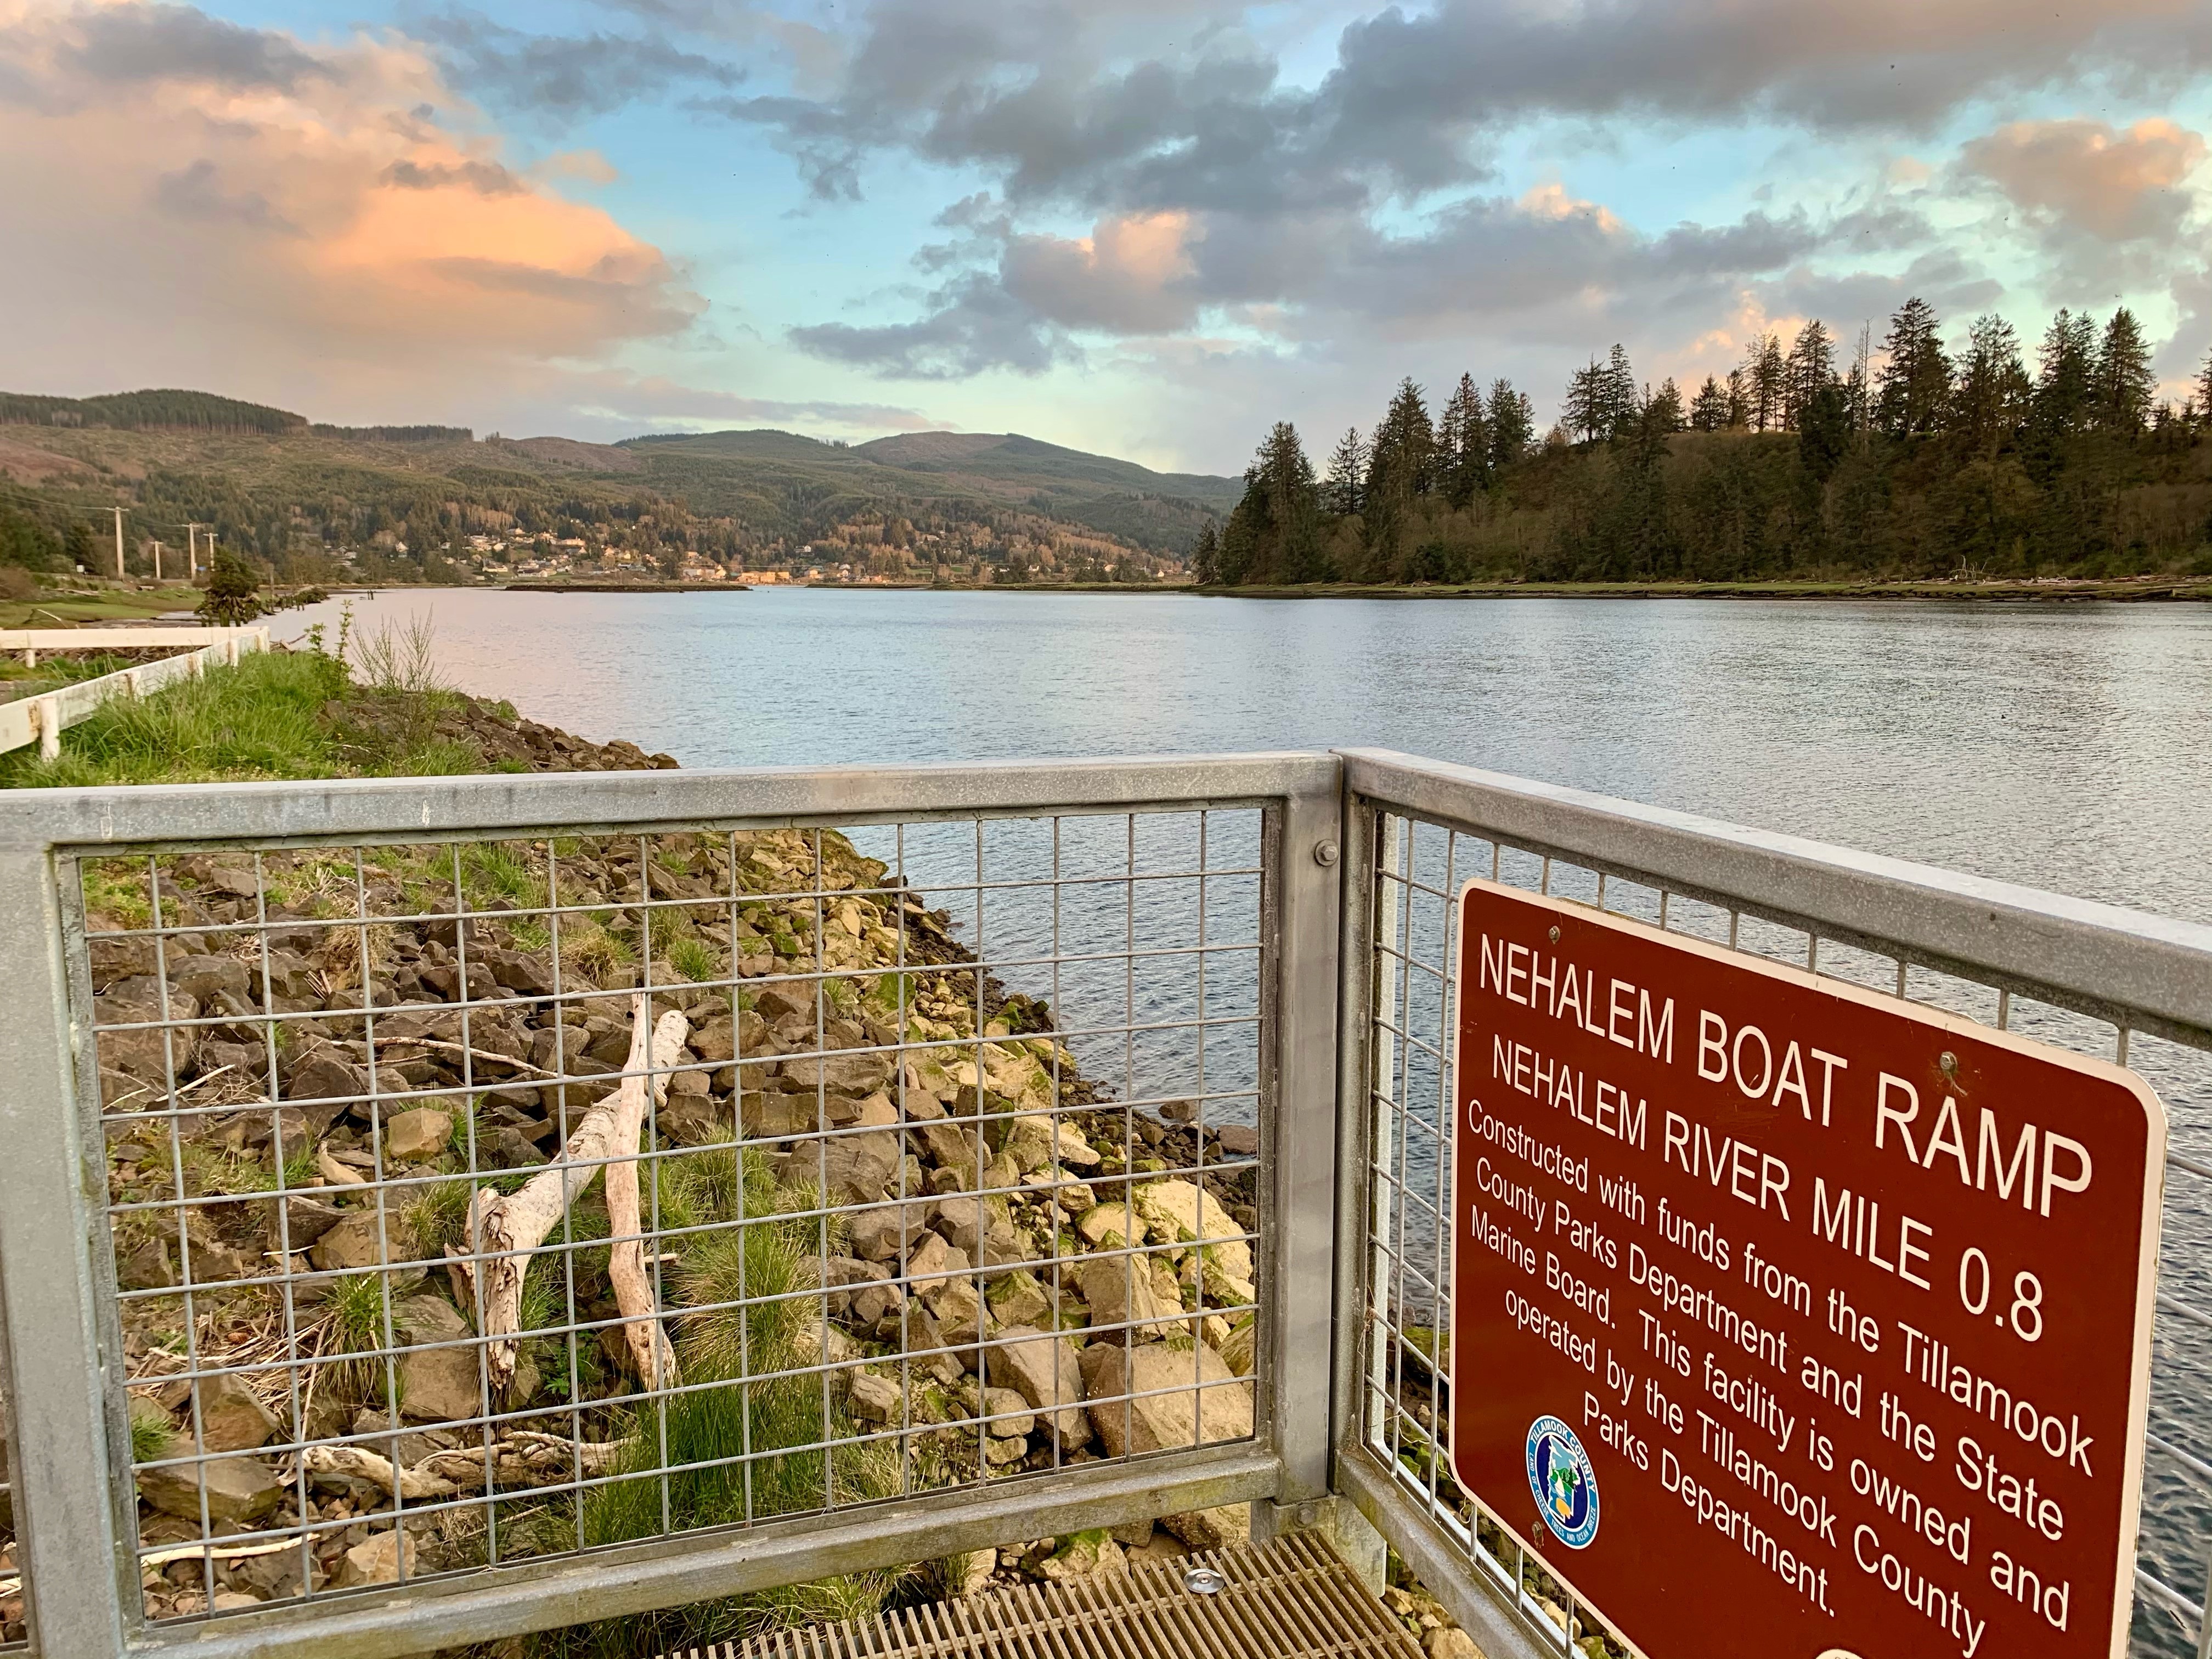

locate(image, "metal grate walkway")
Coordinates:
684 1533 1416 1659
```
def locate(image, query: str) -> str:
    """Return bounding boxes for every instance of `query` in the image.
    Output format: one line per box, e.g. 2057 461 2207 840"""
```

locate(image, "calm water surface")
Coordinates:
296 586 2212 923
294 588 2212 1645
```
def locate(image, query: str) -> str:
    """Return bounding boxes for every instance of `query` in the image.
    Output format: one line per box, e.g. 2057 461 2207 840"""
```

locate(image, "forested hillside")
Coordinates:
1198 302 2212 585
0 396 1235 582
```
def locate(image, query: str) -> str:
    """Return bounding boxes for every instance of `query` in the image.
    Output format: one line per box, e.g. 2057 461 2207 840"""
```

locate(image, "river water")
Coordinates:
294 587 2212 924
291 586 2212 1649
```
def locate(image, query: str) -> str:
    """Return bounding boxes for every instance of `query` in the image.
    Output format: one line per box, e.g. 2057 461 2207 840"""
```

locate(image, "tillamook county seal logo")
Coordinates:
1525 1416 1599 1549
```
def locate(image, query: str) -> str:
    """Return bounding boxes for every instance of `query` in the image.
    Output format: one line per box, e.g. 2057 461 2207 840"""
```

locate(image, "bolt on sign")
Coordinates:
1447 878 2163 1659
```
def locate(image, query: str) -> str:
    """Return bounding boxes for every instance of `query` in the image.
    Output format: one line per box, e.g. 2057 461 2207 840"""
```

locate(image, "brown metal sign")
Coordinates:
1448 877 2163 1659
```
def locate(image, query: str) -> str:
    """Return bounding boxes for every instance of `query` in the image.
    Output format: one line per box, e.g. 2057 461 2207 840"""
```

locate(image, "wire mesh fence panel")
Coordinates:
75 806 1267 1633
1347 800 2212 1659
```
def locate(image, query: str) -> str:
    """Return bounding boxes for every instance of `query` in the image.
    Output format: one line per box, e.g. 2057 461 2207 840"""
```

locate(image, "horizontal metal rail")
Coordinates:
0 630 267 760
1339 747 2212 1046
0 629 257 658
0 751 1334 849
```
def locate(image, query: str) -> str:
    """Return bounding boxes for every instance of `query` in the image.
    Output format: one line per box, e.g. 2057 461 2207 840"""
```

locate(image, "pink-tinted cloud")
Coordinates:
1001 211 1200 332
0 1 704 420
1962 117 2208 241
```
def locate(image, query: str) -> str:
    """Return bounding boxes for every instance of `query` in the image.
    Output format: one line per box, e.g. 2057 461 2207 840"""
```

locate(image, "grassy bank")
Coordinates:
0 583 203 629
0 642 676 789
0 650 461 787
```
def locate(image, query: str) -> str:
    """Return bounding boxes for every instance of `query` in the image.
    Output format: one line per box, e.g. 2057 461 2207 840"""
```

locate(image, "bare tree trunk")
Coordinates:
450 994 688 1390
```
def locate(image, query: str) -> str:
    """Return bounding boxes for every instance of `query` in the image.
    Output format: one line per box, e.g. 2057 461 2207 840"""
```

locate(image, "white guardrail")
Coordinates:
0 628 269 760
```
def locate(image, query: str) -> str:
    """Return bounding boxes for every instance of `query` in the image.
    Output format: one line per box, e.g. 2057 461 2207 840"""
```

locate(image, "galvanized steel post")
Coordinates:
1258 766 1344 1508
0 847 137 1658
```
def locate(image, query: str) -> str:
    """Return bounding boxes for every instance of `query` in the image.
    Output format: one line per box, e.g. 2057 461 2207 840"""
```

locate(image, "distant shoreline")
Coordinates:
295 575 2212 604
499 580 751 594
1171 577 2212 602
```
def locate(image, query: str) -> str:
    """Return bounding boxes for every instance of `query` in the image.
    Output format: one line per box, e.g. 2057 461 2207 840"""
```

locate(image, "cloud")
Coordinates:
559 370 939 433
715 0 2212 219
1001 211 1200 332
413 9 743 120
151 158 298 232
381 157 527 195
790 271 1078 378
59 0 324 90
803 180 1903 378
0 1 705 422
1961 118 2208 241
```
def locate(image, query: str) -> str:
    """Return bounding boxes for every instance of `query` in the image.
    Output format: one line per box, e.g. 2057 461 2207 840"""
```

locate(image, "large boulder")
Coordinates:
781 1049 894 1097
310 1211 396 1273
984 1326 1089 1446
169 955 250 1005
191 1372 282 1452
383 1105 454 1163
138 1453 284 1526
1075 1255 1177 1343
395 1296 482 1424
1083 1342 1251 1458
848 1202 932 1263
690 1010 770 1063
1135 1180 1255 1301
334 1529 416 1588
95 981 200 1087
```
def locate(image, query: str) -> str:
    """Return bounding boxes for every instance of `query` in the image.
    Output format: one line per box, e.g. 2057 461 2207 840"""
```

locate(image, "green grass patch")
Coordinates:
0 650 348 787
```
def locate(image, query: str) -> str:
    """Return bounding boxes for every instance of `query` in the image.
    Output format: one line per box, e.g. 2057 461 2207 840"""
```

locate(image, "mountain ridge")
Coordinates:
0 389 1235 571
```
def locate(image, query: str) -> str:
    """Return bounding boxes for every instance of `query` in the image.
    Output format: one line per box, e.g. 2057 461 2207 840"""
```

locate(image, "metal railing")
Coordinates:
1330 749 2212 1659
0 757 1340 1659
0 750 2207 1658
0 629 269 759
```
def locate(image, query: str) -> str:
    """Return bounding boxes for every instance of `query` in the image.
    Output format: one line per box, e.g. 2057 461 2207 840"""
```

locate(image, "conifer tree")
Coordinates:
1188 520 1221 584
1689 376 1729 432
1784 321 1835 430
1366 379 1436 502
1564 361 1606 444
1875 297 1950 437
1438 374 1490 506
198 550 264 625
1361 381 1436 577
1647 378 1686 434
2093 307 2155 436
1219 424 1321 585
1724 368 1751 430
1487 380 1534 471
2197 348 2212 431
2034 309 2097 434
1322 428 1368 517
1605 345 1640 438
1951 314 2030 453
1741 333 1785 431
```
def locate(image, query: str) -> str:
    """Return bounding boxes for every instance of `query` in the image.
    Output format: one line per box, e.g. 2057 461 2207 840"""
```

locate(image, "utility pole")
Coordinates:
112 507 125 578
185 524 208 580
151 540 163 582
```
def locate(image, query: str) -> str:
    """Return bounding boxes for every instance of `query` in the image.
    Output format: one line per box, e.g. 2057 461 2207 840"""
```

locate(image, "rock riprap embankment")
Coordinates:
67 752 1259 1628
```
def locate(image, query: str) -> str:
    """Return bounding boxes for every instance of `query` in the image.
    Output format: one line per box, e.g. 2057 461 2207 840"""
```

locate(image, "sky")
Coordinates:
2 0 2210 474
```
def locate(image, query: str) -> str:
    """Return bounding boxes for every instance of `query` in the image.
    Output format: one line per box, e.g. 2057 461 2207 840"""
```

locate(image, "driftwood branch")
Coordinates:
449 994 687 1390
603 1008 682 1391
368 1035 561 1079
302 1431 628 1498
